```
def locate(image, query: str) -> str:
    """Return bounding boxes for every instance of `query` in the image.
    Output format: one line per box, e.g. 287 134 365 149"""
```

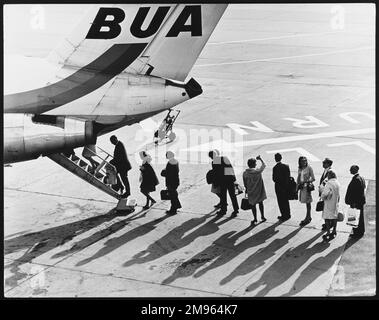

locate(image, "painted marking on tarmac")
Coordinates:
266 148 321 161
208 30 345 46
339 112 375 124
183 128 375 151
238 128 375 148
195 46 374 67
327 141 375 155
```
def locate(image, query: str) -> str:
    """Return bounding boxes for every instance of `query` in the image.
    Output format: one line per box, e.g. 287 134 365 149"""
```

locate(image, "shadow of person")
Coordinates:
75 213 172 267
123 211 224 268
220 226 303 285
245 230 328 296
281 243 346 296
52 209 148 259
4 208 122 289
161 222 282 285
193 222 283 279
161 230 238 285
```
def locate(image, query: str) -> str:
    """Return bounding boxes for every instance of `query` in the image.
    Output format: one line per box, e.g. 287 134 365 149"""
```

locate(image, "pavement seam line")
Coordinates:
4 261 51 295
5 168 63 189
13 261 232 297
4 188 116 204
195 46 374 67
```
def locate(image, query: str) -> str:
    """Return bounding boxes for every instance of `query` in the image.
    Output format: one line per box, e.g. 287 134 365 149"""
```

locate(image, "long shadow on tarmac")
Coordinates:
280 242 346 296
4 208 145 289
75 212 173 266
122 211 230 268
52 210 149 259
220 226 304 285
161 221 282 285
245 231 328 296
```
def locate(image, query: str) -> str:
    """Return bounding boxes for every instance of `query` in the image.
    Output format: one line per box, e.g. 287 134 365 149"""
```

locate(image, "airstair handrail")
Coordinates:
82 146 116 175
96 145 113 159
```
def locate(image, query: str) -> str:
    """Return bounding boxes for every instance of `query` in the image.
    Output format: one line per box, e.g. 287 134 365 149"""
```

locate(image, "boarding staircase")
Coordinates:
48 146 122 200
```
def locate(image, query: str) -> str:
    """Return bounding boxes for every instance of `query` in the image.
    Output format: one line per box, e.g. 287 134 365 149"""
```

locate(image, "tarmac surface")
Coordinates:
3 4 376 297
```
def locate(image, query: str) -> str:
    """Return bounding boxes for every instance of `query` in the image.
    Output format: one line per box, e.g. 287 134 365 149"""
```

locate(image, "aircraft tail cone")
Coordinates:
185 78 203 99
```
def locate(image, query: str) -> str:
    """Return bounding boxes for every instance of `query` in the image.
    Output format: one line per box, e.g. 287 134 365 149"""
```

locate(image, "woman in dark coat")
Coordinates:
161 151 181 215
139 151 159 210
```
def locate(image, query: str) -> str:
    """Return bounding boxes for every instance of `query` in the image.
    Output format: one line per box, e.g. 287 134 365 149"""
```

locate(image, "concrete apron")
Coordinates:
4 179 352 297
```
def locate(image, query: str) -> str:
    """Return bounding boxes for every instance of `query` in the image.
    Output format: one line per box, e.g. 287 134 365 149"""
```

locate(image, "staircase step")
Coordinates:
71 155 80 163
79 160 88 168
95 172 104 179
48 153 120 200
87 166 95 174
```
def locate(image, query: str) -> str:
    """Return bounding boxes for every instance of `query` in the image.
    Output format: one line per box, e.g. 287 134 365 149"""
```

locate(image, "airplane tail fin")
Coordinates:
129 4 228 81
47 4 227 81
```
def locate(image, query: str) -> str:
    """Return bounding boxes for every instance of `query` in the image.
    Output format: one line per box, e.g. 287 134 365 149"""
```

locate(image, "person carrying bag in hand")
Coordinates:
161 151 181 215
243 155 267 225
319 170 340 241
297 156 315 226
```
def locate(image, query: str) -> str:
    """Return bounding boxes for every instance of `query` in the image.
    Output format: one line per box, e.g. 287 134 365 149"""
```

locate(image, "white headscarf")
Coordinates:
139 151 152 164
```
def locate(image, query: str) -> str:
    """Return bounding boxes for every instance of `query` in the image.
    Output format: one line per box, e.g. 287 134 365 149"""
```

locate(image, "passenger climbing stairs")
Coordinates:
48 146 122 200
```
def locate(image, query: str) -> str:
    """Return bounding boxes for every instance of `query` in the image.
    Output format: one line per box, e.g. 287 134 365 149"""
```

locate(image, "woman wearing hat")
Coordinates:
139 151 159 210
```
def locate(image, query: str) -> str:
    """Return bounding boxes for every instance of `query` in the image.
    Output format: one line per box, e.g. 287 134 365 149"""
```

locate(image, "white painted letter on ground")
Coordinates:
283 116 329 129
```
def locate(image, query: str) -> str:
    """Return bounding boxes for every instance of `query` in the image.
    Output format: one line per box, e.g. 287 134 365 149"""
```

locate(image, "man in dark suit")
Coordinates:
319 158 333 230
110 135 132 198
272 153 291 221
318 158 333 195
345 165 366 238
214 154 239 216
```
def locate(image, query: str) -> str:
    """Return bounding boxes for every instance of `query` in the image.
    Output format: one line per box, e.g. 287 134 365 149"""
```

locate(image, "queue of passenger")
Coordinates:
106 136 366 241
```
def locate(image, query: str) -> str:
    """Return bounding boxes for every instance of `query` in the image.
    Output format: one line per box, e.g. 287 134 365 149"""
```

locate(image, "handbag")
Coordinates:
240 194 251 210
316 199 324 212
206 169 215 184
287 177 298 200
160 189 171 200
306 182 315 192
337 211 345 222
234 183 244 196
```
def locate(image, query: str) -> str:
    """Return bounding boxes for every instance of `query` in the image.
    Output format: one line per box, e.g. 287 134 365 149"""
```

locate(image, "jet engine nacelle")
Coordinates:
4 114 96 164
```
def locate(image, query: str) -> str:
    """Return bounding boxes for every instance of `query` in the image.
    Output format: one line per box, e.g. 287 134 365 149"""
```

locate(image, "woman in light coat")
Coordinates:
320 170 340 241
297 156 315 226
243 155 267 224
